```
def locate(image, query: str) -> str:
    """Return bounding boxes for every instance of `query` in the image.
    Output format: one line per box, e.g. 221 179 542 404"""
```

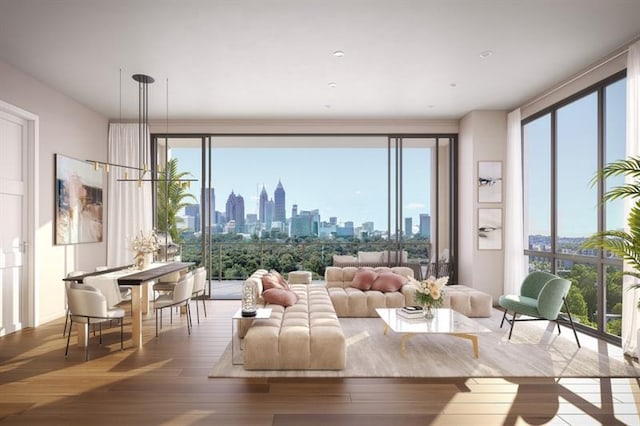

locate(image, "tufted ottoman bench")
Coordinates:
242 270 345 370
442 285 493 318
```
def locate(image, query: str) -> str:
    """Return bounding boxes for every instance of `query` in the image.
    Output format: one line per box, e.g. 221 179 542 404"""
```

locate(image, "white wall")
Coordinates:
458 111 508 303
0 60 109 325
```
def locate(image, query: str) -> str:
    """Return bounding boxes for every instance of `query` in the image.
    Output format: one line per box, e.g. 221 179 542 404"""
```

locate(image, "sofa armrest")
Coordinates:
401 283 417 306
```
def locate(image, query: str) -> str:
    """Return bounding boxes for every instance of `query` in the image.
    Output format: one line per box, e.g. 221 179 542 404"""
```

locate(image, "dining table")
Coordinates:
63 262 193 348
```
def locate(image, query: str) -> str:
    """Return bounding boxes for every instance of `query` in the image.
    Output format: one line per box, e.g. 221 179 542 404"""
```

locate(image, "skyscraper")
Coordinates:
225 190 245 233
362 221 374 235
185 204 201 233
259 185 269 226
291 204 298 218
405 217 413 237
266 199 274 231
290 212 313 237
274 180 286 223
419 213 431 238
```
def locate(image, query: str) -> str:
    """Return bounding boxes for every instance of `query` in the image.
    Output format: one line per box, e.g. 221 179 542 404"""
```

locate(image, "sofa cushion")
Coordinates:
351 268 378 291
357 251 384 263
333 254 357 264
263 287 299 307
371 272 406 292
262 273 286 291
270 270 290 289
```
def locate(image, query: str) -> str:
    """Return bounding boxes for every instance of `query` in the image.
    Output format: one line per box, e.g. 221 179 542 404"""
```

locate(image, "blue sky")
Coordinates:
525 77 626 237
172 145 433 232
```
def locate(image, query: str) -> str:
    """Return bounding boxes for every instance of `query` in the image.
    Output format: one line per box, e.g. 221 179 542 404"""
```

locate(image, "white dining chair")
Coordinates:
154 272 194 337
65 283 125 361
152 270 181 299
63 271 87 337
191 267 207 324
95 265 132 311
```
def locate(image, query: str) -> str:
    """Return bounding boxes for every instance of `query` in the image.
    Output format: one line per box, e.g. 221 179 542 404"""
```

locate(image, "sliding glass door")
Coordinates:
153 133 456 299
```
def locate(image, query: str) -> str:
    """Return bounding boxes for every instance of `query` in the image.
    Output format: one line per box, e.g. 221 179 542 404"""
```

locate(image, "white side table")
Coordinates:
231 307 272 365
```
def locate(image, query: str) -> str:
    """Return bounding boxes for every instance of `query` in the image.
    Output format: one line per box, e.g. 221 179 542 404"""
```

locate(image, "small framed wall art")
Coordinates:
477 161 502 203
478 208 502 250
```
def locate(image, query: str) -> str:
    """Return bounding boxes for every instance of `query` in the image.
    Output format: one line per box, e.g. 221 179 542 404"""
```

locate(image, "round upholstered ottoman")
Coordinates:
288 270 312 285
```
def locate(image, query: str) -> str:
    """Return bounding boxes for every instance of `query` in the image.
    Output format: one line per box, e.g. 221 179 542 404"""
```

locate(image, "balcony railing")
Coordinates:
180 239 433 282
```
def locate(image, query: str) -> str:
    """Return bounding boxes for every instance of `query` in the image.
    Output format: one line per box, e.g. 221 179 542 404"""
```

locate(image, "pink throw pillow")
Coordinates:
351 268 378 291
270 270 290 289
262 288 299 307
371 272 406 292
261 273 284 291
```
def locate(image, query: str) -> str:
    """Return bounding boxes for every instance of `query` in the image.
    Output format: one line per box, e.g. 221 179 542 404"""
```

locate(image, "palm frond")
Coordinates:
591 157 640 183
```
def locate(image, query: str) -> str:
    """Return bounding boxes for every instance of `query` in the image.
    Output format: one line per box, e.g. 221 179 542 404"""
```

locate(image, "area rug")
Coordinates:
209 310 640 378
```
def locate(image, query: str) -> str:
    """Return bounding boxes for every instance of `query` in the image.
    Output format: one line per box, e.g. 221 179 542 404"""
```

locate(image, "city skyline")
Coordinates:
181 181 433 237
170 146 434 233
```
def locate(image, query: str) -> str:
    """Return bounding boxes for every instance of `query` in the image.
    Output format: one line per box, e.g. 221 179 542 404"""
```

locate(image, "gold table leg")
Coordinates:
400 333 415 355
451 333 479 358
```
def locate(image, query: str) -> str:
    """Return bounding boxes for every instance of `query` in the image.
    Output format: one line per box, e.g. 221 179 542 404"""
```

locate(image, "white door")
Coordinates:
0 109 28 336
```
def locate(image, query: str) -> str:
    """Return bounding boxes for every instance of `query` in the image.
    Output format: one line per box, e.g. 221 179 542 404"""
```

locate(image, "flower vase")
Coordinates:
423 305 434 319
134 252 152 270
134 253 143 270
143 253 152 269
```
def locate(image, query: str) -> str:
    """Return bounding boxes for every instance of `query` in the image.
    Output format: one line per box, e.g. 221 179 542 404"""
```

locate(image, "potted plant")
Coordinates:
582 156 640 356
156 158 196 250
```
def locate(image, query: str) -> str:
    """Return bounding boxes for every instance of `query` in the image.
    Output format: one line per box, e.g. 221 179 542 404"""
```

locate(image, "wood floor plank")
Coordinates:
1 299 639 425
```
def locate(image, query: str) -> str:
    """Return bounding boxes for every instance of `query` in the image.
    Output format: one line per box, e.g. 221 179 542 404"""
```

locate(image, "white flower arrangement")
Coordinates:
130 230 160 255
412 275 449 308
130 230 159 269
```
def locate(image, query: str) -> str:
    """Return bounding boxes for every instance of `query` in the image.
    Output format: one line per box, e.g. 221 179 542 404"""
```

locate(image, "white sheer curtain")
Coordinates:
106 123 153 267
503 108 526 295
623 41 640 357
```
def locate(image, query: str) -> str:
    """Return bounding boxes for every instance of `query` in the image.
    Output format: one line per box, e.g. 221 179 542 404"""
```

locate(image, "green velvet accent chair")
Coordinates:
499 271 580 347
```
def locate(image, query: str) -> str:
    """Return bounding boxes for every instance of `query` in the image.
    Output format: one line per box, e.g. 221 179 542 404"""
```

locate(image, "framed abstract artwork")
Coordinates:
478 161 502 203
55 154 104 244
478 208 502 250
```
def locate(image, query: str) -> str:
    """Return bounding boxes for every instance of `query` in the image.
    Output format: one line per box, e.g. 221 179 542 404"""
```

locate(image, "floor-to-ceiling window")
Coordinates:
523 70 626 341
152 134 456 298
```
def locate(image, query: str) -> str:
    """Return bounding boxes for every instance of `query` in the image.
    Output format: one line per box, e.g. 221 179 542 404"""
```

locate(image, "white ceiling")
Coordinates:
1 0 639 121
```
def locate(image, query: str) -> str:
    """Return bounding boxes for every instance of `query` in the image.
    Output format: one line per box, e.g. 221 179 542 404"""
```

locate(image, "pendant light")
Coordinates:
88 70 195 186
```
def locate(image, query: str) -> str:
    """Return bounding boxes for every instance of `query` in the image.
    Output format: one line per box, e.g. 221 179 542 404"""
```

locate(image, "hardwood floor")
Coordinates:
1 300 639 425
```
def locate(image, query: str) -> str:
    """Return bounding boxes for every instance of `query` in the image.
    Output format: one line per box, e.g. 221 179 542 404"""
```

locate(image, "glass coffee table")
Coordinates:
375 308 491 358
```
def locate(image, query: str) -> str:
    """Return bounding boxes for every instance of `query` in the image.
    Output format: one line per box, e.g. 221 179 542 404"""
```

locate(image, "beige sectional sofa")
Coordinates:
238 266 492 370
326 266 493 318
242 269 346 370
325 266 416 317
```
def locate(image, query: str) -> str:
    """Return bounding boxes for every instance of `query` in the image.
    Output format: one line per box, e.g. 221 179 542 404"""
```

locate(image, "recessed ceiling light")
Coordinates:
449 83 457 88
428 105 435 109
324 104 332 109
328 82 337 88
333 50 345 57
479 50 493 59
